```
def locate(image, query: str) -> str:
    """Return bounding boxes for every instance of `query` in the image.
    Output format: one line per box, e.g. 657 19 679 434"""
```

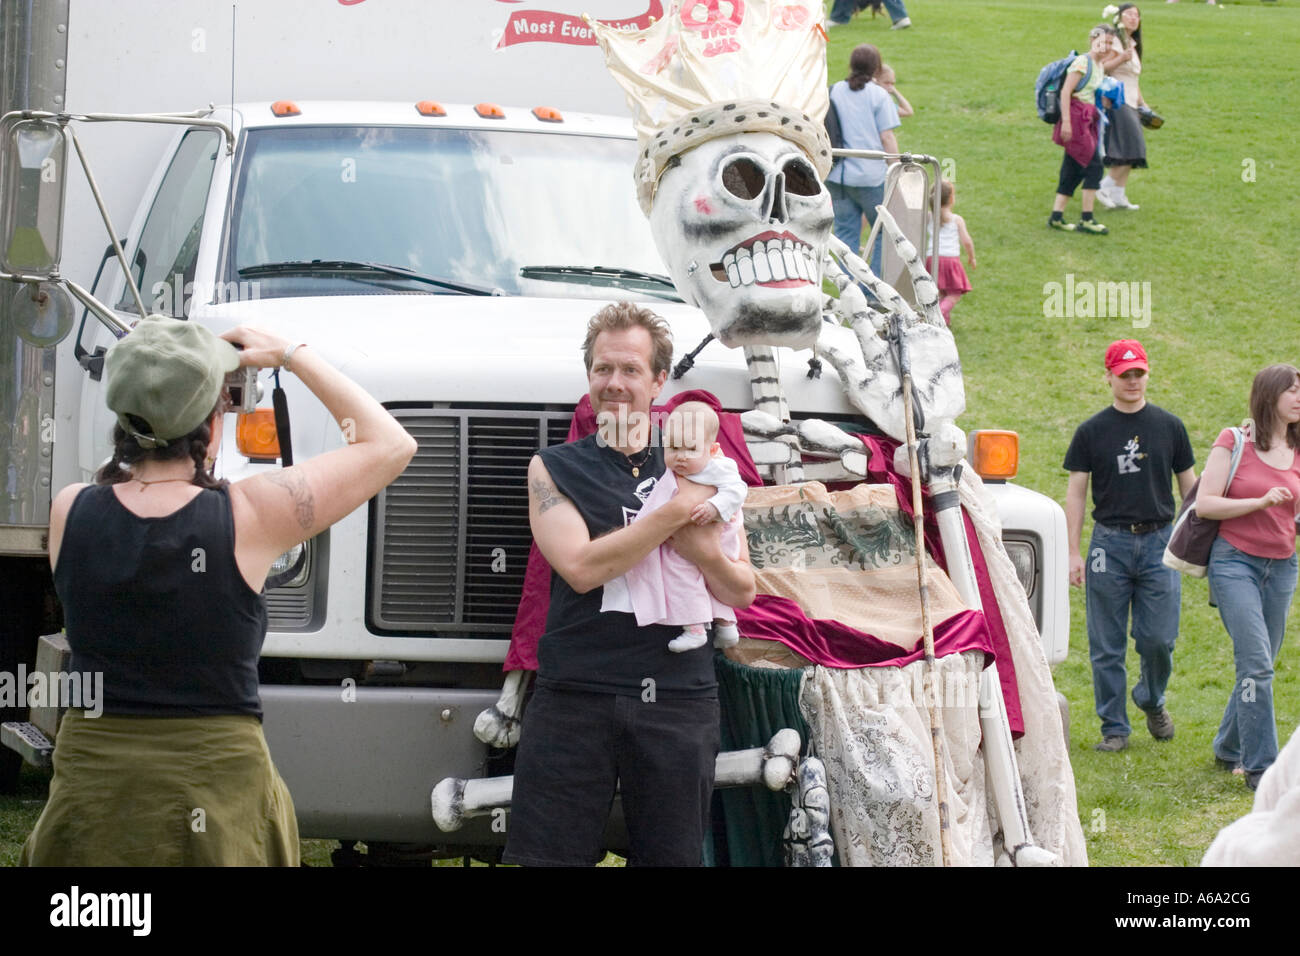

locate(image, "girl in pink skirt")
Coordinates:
926 179 976 324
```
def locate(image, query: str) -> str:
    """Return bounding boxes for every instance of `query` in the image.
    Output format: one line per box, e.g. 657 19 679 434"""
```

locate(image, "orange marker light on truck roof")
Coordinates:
968 430 1019 480
474 103 505 119
532 106 563 123
237 409 281 460
415 100 446 117
270 101 301 117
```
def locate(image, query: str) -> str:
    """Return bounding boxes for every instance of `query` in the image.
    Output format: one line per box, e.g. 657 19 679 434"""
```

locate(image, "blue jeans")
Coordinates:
831 0 909 23
1085 523 1181 737
828 180 885 279
1208 538 1298 775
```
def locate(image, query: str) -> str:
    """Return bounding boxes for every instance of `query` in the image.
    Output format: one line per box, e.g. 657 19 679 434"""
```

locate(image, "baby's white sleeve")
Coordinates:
694 456 748 522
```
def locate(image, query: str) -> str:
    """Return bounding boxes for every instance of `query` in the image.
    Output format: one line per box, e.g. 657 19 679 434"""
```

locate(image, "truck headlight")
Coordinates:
268 540 311 589
1003 539 1036 600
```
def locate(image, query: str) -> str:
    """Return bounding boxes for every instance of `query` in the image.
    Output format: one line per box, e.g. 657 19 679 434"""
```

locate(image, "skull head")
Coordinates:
649 130 832 350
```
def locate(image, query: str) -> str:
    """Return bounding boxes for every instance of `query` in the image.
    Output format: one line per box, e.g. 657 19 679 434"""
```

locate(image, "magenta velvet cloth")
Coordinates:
736 595 994 669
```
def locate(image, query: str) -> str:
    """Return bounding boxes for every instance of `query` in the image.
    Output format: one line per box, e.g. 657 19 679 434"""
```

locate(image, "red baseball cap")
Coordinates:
1105 339 1148 375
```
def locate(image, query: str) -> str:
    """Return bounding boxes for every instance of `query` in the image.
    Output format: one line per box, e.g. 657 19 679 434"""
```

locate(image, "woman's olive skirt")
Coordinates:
21 710 298 866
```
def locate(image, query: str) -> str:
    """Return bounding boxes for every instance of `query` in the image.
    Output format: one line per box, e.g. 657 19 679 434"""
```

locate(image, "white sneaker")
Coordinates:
891 16 912 29
1100 175 1117 192
1114 192 1140 210
1095 187 1118 209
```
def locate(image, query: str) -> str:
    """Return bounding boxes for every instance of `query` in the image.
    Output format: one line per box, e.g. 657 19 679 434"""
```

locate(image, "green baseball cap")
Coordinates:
104 315 241 448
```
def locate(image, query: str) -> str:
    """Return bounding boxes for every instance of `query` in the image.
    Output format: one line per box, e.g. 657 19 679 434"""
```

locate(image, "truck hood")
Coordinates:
196 294 860 416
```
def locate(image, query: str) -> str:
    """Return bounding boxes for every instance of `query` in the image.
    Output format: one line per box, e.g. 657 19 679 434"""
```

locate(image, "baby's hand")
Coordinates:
691 502 721 526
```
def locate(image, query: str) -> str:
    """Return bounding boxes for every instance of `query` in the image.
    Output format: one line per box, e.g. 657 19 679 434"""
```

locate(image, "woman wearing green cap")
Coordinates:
22 316 417 866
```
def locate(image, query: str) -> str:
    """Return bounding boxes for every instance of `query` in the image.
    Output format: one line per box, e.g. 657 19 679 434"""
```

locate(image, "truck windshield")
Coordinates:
227 125 671 299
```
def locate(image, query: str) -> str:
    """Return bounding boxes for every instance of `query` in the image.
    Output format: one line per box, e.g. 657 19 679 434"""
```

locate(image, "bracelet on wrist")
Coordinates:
281 342 307 373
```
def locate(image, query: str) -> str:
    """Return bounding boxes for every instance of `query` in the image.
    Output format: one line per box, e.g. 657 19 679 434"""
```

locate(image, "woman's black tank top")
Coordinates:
53 483 268 718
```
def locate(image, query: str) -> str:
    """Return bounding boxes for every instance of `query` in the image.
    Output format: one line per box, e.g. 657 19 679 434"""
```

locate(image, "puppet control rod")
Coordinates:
895 313 954 867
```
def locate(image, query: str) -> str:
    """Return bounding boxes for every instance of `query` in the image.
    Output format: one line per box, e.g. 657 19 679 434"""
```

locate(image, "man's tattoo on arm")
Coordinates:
268 470 315 529
530 477 567 516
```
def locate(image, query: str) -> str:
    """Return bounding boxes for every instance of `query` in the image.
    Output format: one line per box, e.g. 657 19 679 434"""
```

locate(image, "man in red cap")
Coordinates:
1064 340 1196 751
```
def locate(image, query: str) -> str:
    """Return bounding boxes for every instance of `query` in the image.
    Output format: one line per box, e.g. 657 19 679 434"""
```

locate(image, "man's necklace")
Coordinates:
625 446 653 478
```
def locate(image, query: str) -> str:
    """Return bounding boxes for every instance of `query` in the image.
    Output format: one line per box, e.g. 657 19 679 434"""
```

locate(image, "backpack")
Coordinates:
1035 52 1092 124
825 96 844 150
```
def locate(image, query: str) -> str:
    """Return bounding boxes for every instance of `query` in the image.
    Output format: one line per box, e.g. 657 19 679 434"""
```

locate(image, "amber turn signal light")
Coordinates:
968 430 1019 480
270 101 301 117
415 100 446 117
237 409 281 460
532 106 563 123
474 103 505 119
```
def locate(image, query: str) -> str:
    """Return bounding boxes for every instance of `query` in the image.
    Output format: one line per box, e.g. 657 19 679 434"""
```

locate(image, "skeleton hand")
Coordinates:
816 207 965 444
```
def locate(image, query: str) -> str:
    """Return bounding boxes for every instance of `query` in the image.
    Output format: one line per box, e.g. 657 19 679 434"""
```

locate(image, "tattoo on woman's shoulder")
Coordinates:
530 477 567 515
268 470 315 529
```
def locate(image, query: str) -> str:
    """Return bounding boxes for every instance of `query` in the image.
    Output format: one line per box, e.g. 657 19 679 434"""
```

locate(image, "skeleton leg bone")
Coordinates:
432 729 804 833
473 669 533 749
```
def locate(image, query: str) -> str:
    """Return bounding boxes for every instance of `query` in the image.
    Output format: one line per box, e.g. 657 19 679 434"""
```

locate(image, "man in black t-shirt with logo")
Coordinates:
502 302 756 866
1064 340 1196 753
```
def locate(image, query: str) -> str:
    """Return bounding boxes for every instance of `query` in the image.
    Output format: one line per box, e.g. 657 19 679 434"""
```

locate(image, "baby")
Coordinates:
600 401 748 652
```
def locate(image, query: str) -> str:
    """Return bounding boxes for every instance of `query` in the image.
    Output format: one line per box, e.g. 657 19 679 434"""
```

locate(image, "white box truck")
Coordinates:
1 0 1067 860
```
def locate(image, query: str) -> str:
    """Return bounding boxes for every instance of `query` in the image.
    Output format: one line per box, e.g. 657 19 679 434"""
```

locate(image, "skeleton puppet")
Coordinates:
463 1 1075 866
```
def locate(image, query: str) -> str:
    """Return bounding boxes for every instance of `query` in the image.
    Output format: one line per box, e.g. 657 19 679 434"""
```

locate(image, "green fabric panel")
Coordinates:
708 653 808 867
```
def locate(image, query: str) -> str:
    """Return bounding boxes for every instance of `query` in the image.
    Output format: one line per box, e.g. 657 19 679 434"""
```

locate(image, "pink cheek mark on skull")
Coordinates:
693 197 714 215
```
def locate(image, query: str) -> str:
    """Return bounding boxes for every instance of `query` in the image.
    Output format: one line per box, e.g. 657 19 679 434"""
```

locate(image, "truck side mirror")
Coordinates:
0 116 68 278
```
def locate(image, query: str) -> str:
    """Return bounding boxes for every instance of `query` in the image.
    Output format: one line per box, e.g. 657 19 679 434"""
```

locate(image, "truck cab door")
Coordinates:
76 127 224 478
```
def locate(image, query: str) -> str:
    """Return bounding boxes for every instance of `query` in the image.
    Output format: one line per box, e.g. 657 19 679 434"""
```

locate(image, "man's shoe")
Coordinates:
1245 769 1265 791
891 17 912 29
1145 707 1175 740
828 18 851 27
1048 217 1076 231
1076 218 1108 234
1095 735 1129 752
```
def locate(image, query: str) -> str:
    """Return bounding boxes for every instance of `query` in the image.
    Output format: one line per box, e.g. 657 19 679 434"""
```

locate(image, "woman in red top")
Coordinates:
1196 365 1300 790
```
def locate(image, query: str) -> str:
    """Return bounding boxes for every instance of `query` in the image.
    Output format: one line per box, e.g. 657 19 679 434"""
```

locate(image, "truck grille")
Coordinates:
369 408 572 633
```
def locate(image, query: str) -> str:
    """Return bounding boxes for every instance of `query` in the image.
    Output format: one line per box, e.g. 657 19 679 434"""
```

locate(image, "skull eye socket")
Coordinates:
721 157 767 201
782 158 820 197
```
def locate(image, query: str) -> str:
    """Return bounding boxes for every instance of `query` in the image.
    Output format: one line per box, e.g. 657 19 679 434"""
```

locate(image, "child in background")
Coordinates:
1048 24 1115 235
602 402 747 653
876 63 913 118
925 179 976 324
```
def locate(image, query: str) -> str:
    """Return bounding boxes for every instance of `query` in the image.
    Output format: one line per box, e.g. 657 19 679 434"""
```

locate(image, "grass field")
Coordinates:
824 0 1300 865
3 0 1298 868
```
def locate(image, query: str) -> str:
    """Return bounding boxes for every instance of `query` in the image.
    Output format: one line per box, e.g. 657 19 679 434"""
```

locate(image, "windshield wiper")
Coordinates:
238 260 502 296
518 265 682 302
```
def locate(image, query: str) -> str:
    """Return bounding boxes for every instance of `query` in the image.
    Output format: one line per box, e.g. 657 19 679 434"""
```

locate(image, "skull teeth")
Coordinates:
719 240 817 288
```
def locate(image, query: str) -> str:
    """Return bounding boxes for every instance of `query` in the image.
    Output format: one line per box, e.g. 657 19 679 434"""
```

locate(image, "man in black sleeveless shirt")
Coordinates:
502 303 755 866
1064 340 1195 753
